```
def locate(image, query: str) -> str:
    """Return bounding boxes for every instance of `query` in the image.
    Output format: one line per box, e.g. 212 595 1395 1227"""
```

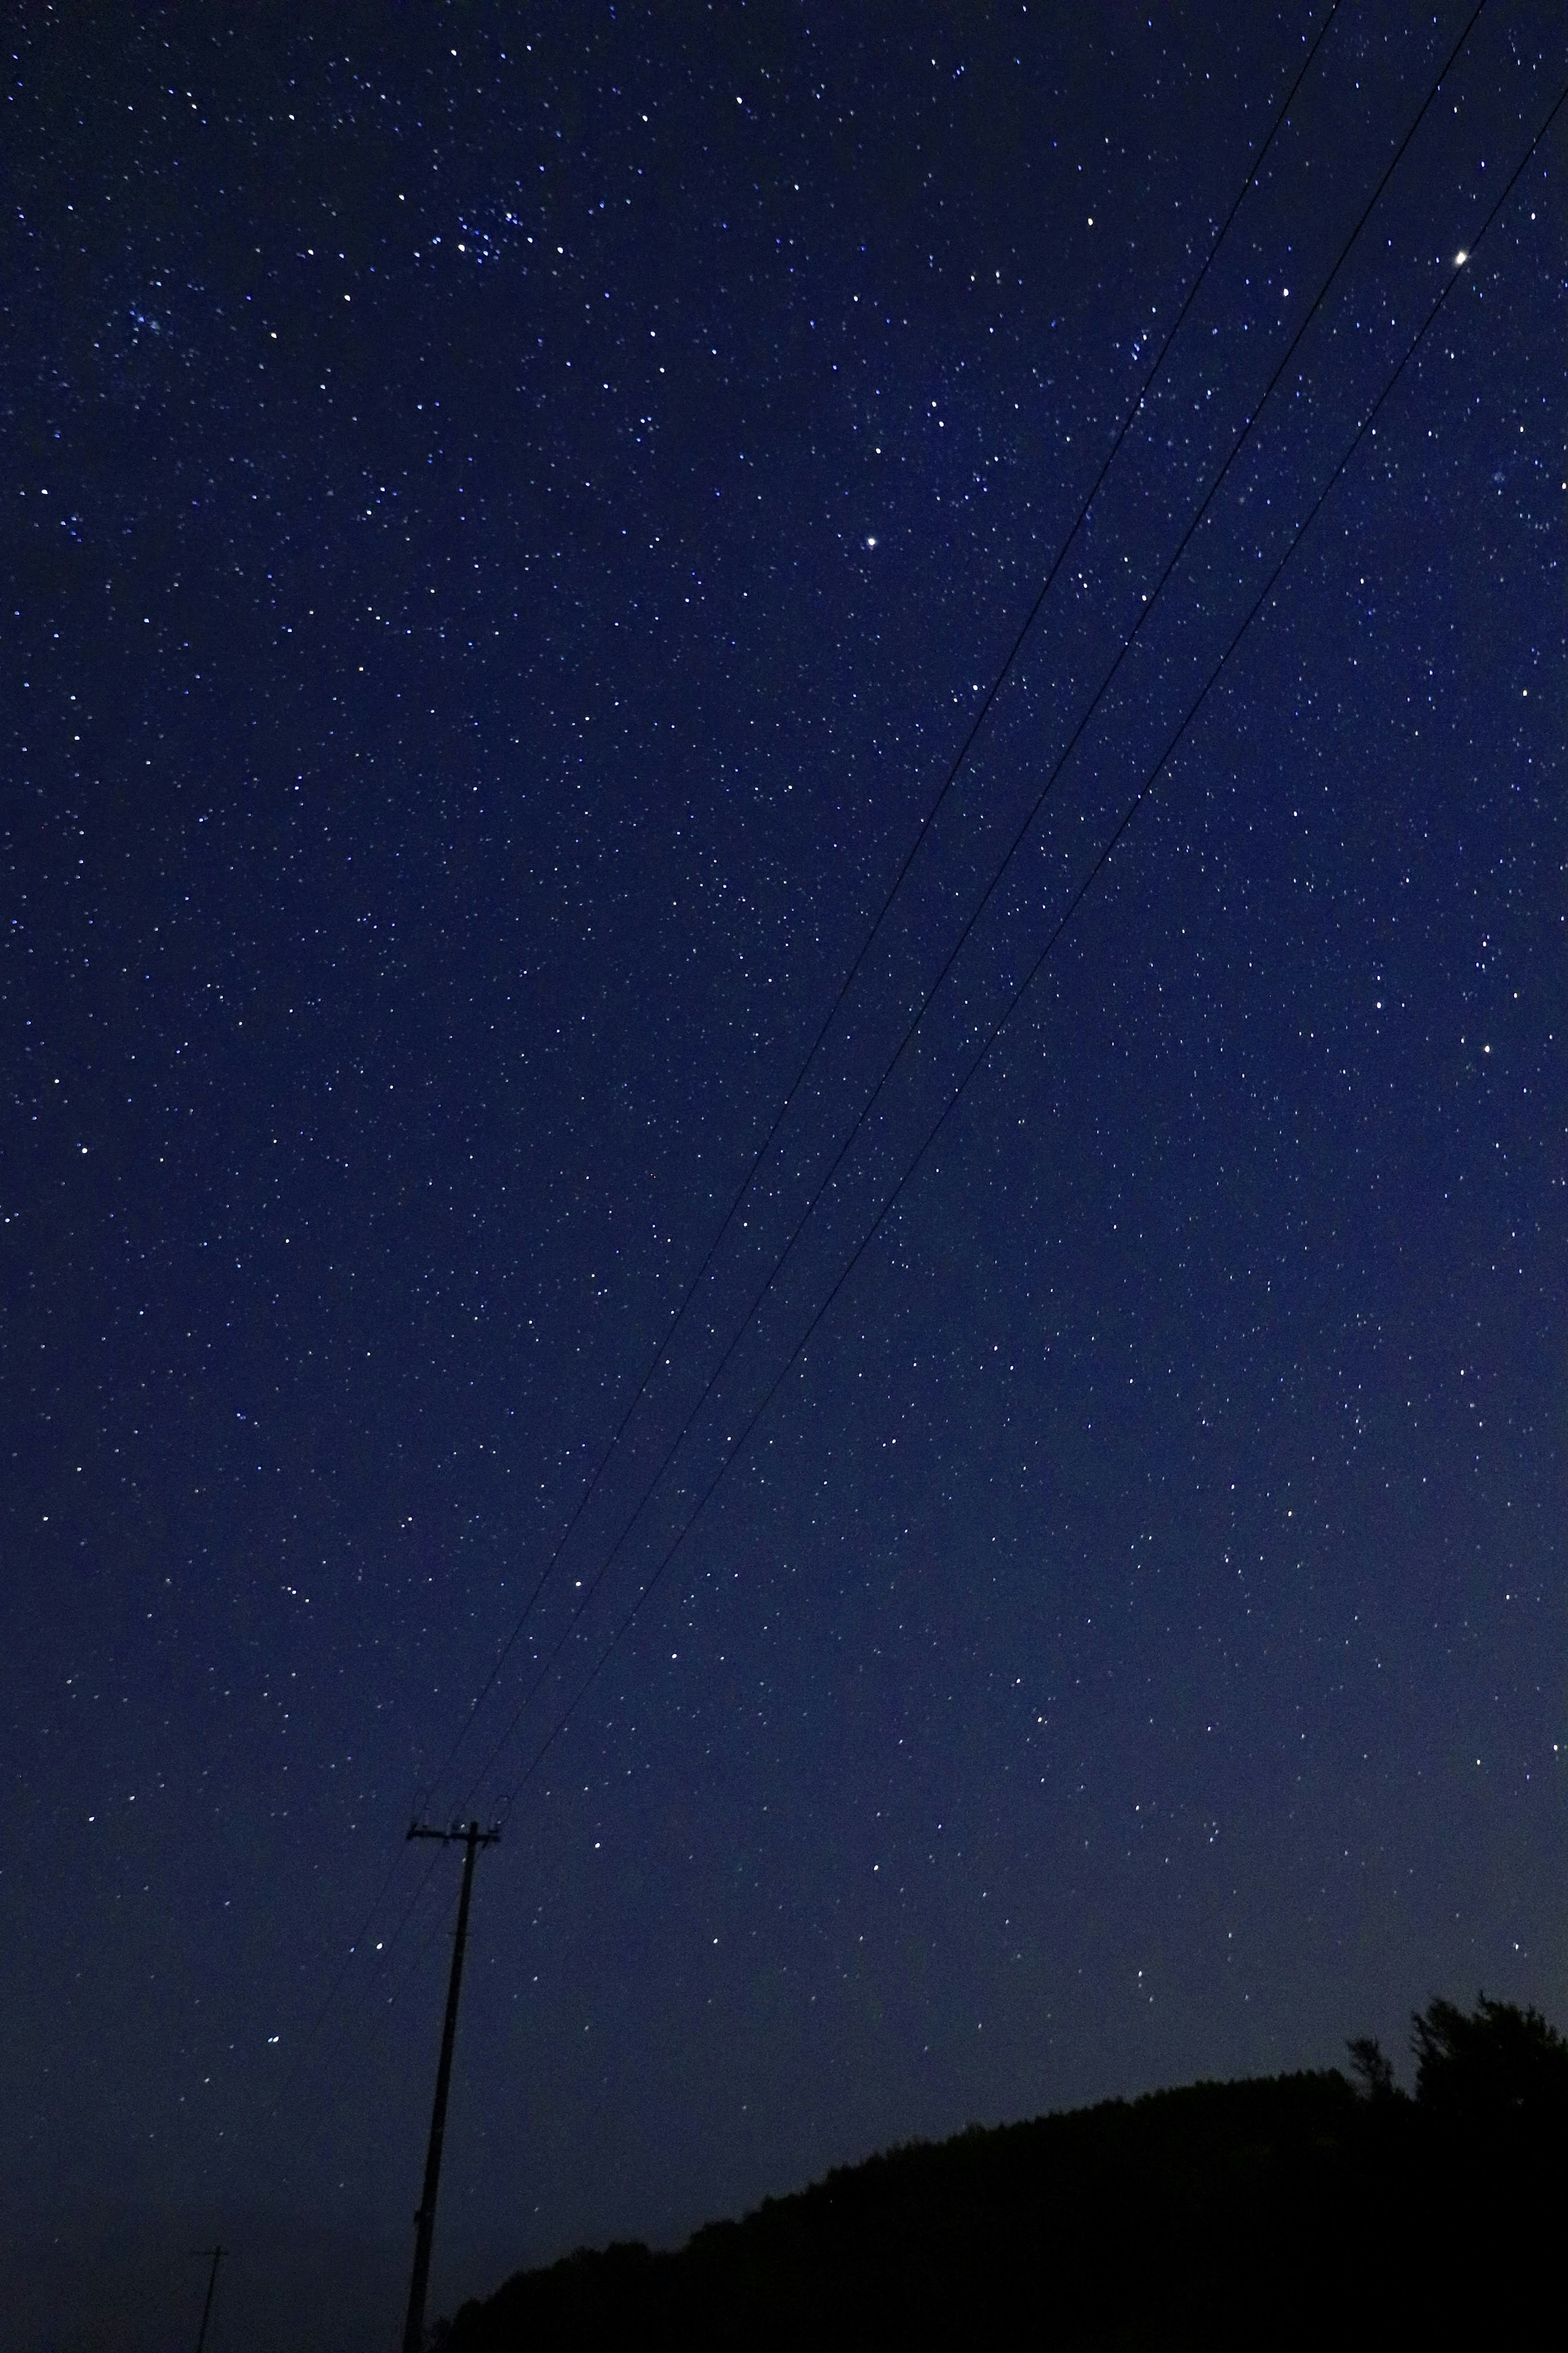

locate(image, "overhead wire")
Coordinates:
250 46 1563 2233
209 1838 448 2206
414 0 1345 1815
487 58 1567 1823
249 0 1555 2187
222 1845 479 2217
231 3 1353 2166
448 0 1487 1819
284 1867 471 2187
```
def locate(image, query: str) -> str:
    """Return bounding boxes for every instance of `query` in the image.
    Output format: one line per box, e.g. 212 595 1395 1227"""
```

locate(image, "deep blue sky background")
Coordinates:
4 3 1564 2346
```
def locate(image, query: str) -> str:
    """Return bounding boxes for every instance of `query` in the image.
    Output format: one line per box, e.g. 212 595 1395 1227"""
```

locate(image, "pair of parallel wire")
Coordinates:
240 0 1565 2195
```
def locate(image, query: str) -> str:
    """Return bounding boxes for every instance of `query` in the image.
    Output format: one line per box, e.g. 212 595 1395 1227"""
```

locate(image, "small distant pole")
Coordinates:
192 2244 224 2353
401 1819 501 2353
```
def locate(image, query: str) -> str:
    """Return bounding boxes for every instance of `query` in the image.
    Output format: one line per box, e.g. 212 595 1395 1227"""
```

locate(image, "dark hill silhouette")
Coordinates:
441 1997 1568 2351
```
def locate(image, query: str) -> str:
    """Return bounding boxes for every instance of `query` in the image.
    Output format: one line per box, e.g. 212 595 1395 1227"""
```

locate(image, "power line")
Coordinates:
414 0 1344 1815
236 1838 487 2216
247 3 1544 2183
283 0 1494 2102
245 37 1560 2232
234 0 1472 2105
241 32 1559 2163
488 62 1565 1825
209 1838 447 2208
448 0 1486 1819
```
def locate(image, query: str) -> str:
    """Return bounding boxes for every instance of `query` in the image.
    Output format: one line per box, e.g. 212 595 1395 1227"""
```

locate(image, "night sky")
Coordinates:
4 3 1564 2345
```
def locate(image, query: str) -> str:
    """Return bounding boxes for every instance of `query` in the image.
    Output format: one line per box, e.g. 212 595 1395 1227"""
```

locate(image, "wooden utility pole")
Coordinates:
191 2244 224 2353
401 1820 500 2353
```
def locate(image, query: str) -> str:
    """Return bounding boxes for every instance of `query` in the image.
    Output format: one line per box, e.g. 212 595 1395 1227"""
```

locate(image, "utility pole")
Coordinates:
191 2244 224 2353
401 1819 501 2353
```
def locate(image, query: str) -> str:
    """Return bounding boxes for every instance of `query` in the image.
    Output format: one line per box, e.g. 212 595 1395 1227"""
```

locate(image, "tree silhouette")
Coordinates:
1410 1993 1568 2123
443 2004 1568 2351
1345 2035 1399 2102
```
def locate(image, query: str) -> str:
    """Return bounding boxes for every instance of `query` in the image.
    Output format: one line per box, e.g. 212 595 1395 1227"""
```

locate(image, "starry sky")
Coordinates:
4 3 1564 2345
